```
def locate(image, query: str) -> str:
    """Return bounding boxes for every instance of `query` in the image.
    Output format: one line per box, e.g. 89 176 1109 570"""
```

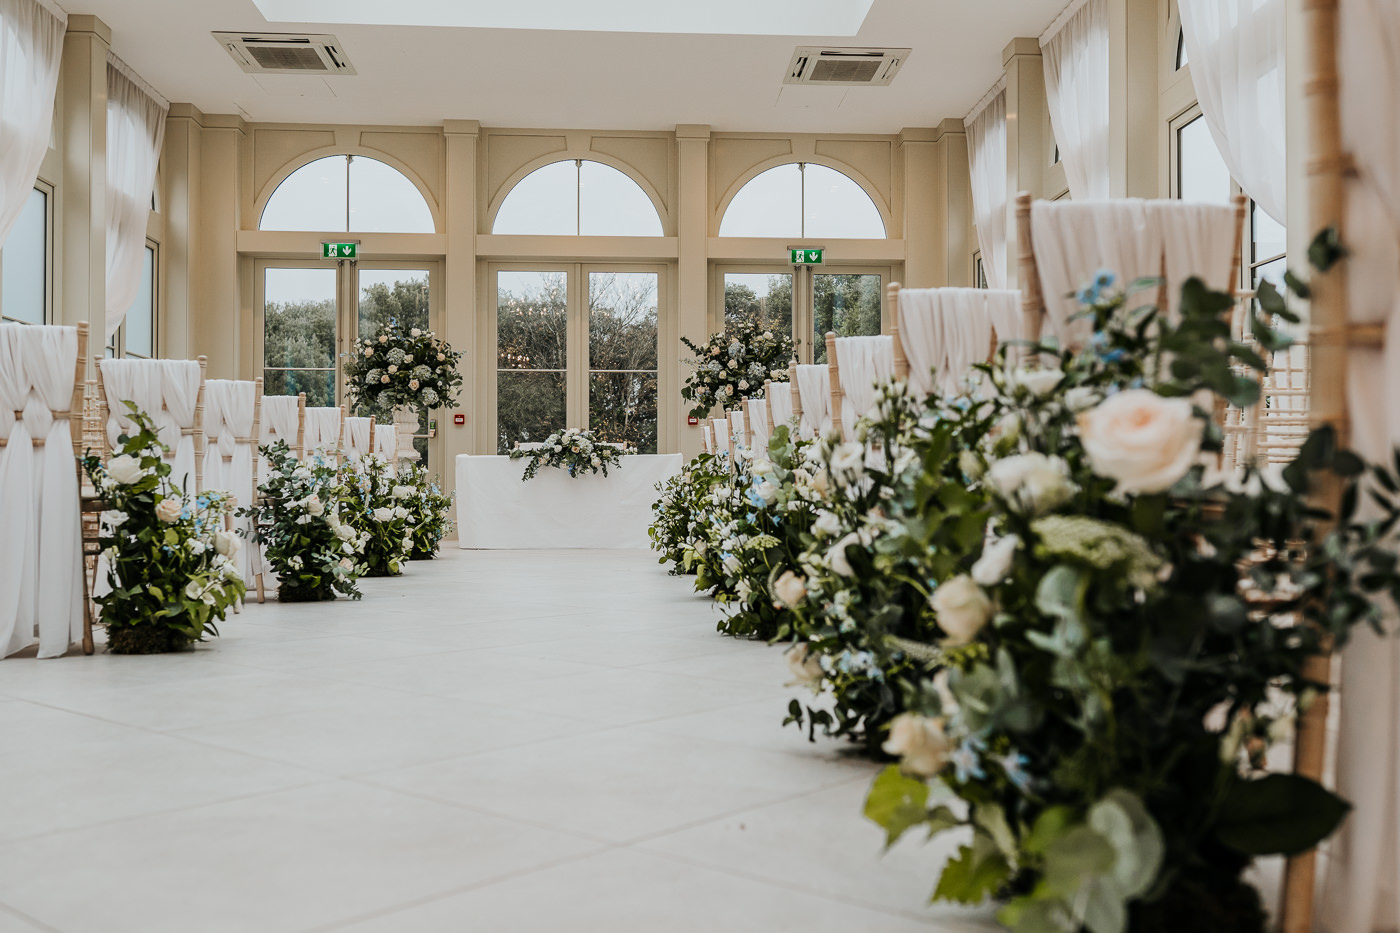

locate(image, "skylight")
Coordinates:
251 0 875 36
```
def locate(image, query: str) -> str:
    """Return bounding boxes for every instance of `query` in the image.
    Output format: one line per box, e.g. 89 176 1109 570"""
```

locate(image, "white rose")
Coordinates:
155 497 182 524
293 465 312 479
988 452 1074 516
784 642 823 687
106 509 129 527
827 532 860 577
722 554 742 575
591 457 601 467
971 534 1020 587
189 539 207 555
373 507 395 522
1064 386 1100 413
184 581 204 601
363 347 374 357
213 529 241 557
1012 367 1064 398
813 510 842 538
736 579 753 600
829 442 864 477
929 574 993 645
392 485 414 499
336 524 355 541
553 445 563 452
1078 389 1204 495
387 364 398 374
882 713 951 778
303 493 324 516
339 557 354 571
105 454 145 485
957 450 984 481
773 570 807 608
393 506 409 519
410 328 422 337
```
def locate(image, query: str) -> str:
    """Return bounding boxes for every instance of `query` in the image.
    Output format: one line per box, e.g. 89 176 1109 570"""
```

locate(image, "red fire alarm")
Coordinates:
687 416 699 426
453 413 466 426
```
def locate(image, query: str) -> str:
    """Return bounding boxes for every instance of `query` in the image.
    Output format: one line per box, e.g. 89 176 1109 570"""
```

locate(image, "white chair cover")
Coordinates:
258 395 301 479
344 416 373 460
710 416 730 455
768 382 795 433
303 407 342 461
0 325 36 658
729 410 746 453
746 397 770 453
1030 199 1237 350
372 419 396 458
515 441 545 452
898 289 950 398
985 290 1027 369
701 424 713 455
101 358 201 493
201 379 258 583
834 335 895 428
794 364 831 439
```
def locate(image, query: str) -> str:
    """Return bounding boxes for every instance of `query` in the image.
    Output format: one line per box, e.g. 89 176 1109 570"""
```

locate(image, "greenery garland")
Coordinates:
342 319 463 416
680 318 794 420
509 428 629 481
84 405 246 652
339 453 414 576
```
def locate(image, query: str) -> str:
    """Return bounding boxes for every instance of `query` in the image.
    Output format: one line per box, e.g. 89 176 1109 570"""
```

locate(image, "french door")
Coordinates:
491 263 661 455
715 264 889 364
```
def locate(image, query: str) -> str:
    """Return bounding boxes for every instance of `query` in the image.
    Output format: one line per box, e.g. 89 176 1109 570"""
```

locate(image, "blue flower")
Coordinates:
996 753 1034 792
951 743 986 783
1094 269 1116 289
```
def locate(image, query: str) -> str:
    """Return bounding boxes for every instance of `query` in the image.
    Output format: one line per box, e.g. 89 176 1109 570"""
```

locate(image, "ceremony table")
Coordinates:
455 454 683 549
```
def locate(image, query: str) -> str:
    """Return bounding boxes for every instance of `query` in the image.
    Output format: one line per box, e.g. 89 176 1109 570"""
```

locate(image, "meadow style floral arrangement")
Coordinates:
339 453 414 576
509 428 629 481
394 461 455 559
245 441 365 602
84 405 245 653
343 319 463 415
680 318 795 419
649 252 1400 933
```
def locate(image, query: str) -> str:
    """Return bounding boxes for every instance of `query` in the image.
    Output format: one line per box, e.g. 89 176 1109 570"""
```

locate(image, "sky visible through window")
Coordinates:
260 155 435 234
492 160 663 236
719 163 885 239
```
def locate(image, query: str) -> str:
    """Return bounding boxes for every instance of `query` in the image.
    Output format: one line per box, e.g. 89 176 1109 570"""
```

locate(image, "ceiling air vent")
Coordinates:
214 32 357 76
784 47 910 87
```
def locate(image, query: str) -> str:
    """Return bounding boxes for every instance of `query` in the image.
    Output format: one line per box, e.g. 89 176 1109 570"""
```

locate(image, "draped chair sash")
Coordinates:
101 358 201 492
794 364 831 439
897 289 950 398
0 326 36 658
202 379 257 583
344 416 373 460
746 397 770 453
768 382 794 431
833 335 895 428
303 407 341 460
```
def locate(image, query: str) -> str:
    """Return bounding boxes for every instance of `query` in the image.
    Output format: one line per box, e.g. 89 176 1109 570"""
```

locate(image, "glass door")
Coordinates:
716 264 885 363
355 263 436 464
261 264 338 406
495 268 570 454
811 270 884 363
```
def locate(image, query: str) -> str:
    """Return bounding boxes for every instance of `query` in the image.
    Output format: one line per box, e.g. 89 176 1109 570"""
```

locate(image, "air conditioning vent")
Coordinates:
214 32 356 76
784 47 910 87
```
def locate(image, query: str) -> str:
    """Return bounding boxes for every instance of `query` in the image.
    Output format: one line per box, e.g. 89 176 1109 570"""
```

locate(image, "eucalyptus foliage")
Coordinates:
339 453 414 577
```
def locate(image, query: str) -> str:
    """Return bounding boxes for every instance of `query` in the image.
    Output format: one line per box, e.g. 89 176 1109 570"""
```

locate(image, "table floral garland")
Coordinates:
680 318 794 419
509 428 630 481
648 252 1400 933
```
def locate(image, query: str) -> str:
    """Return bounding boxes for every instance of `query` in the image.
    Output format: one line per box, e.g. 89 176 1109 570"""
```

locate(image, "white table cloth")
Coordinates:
456 454 682 549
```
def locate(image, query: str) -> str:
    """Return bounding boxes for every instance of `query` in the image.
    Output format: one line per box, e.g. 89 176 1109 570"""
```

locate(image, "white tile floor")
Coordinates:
0 549 999 933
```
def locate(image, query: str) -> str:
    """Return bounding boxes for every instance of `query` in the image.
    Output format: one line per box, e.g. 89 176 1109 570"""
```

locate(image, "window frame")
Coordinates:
488 158 666 238
0 181 55 326
257 153 439 235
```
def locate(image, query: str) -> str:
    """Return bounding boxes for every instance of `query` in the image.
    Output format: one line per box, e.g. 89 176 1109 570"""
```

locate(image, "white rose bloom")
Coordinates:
303 493 325 517
155 497 182 524
213 530 241 557
1064 386 1101 412
339 557 354 571
722 553 742 575
189 539 208 555
971 534 1020 587
957 450 985 481
295 514 312 525
929 574 994 645
988 452 1074 516
293 466 312 479
554 445 563 452
106 509 130 527
1078 388 1204 494
373 507 396 522
827 532 860 577
410 327 422 337
185 581 204 601
773 570 807 608
750 458 775 477
591 457 601 467
393 506 409 519
342 542 355 555
813 509 842 538
1012 367 1065 398
784 642 823 687
829 442 865 477
105 454 145 485
736 579 753 600
882 713 951 778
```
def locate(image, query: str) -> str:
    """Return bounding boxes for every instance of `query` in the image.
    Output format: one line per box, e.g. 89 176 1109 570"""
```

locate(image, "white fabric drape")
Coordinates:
746 397 770 453
729 410 746 452
201 379 257 583
303 407 342 460
966 83 1009 288
768 383 794 433
101 358 202 494
833 335 895 428
1041 0 1111 200
1321 2 1400 930
701 424 713 454
898 289 950 398
1030 199 1236 349
794 364 832 439
986 290 1027 370
344 416 372 460
0 0 64 252
0 325 35 657
104 55 168 341
1177 0 1288 224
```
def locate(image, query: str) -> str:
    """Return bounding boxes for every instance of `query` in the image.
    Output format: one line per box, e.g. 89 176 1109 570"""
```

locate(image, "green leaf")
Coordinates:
934 835 1012 905
1023 806 1077 856
1086 790 1164 899
864 765 930 847
1215 773 1352 856
1041 826 1116 893
974 802 1018 860
1284 268 1311 299
1308 226 1347 272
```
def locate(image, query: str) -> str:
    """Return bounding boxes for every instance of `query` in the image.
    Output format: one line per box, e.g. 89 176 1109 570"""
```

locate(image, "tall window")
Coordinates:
263 267 337 406
1 187 48 325
259 155 435 233
588 272 658 452
813 273 882 363
719 163 886 239
724 273 793 341
496 271 568 450
492 160 663 236
1176 114 1232 205
123 245 156 358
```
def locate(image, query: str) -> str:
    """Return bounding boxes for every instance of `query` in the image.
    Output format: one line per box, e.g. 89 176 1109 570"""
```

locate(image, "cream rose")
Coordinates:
391 485 414 499
155 497 182 524
303 493 325 517
929 574 993 645
105 454 145 485
971 534 1020 587
812 510 842 538
784 642 823 687
1078 389 1204 494
213 529 240 557
773 570 807 608
883 713 951 778
988 452 1074 516
829 442 864 478
373 507 395 522
1012 367 1064 398
827 533 860 577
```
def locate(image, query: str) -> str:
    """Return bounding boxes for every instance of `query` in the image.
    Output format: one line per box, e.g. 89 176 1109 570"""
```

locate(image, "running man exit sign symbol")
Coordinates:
789 248 823 264
322 242 357 259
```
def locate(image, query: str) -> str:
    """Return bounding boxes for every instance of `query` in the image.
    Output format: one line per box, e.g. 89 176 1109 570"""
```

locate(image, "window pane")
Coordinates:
349 156 435 233
579 162 663 236
1176 26 1188 69
2 187 47 324
492 161 579 236
263 369 336 408
497 371 566 454
802 164 886 239
724 272 792 342
124 246 155 358
359 269 429 338
588 272 657 371
259 156 348 231
813 273 882 363
719 164 802 238
497 271 567 370
1253 256 1286 293
264 267 336 376
1177 115 1232 205
1252 202 1287 263
590 372 657 454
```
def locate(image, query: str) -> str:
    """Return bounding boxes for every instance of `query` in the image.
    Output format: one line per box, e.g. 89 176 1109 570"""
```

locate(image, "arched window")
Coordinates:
259 154 435 233
719 163 886 239
492 159 663 236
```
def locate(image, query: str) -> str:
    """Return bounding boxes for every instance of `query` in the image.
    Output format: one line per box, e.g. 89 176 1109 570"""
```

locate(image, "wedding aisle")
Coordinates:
0 549 996 933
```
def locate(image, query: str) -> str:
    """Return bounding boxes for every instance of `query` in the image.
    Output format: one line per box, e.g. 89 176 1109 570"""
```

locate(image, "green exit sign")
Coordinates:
322 241 358 259
790 248 823 265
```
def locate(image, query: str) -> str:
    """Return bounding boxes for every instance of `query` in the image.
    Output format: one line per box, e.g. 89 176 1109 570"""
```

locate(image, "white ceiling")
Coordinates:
78 0 1067 132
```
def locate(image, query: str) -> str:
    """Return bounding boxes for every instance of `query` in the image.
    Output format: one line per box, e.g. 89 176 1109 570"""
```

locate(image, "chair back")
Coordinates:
830 334 896 438
793 364 831 440
303 406 344 465
96 356 207 492
344 416 374 460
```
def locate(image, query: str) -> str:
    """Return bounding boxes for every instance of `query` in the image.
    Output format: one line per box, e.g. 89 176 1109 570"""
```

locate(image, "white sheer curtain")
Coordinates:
1321 2 1400 930
1041 0 1110 200
1177 0 1288 224
0 0 64 251
966 81 1009 288
105 54 168 342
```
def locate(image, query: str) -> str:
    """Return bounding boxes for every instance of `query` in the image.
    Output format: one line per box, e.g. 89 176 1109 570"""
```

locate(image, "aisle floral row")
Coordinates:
85 405 455 652
649 257 1400 932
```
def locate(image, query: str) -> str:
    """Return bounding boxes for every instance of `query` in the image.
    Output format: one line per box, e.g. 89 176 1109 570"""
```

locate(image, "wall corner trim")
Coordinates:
65 14 111 43
167 102 206 125
1002 36 1042 65
898 126 940 145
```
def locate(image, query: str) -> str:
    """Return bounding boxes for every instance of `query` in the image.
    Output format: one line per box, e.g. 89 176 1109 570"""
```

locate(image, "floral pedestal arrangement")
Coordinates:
392 406 421 463
342 319 463 463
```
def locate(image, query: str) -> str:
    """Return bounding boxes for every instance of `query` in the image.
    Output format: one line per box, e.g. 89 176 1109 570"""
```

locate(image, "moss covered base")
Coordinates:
105 626 194 655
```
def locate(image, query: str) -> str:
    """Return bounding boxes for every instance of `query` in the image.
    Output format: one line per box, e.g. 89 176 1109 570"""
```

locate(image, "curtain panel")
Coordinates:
966 80 1008 289
1040 0 1110 200
0 0 64 253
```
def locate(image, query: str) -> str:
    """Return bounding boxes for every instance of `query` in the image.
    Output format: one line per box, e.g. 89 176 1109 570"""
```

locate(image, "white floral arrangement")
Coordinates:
342 319 463 415
680 318 795 419
509 428 631 481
